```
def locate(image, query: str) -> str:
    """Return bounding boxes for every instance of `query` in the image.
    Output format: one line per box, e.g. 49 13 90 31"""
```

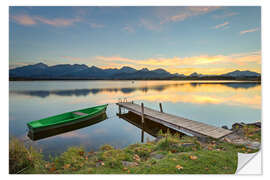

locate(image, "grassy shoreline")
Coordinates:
9 125 260 174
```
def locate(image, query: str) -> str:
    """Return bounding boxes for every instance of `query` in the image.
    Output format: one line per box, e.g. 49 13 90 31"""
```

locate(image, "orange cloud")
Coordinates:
96 55 223 67
213 22 229 29
34 16 81 27
229 51 261 66
95 51 261 75
240 27 259 35
12 14 81 27
12 14 36 26
60 50 260 75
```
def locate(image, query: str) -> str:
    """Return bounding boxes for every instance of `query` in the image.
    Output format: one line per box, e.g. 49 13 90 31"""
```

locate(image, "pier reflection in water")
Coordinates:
28 113 108 141
117 112 184 142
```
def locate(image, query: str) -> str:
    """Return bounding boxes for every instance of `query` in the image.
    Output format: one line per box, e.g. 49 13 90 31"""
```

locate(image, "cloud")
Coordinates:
60 50 260 75
140 19 162 31
12 14 81 27
123 25 135 33
95 51 261 74
60 51 260 75
240 27 259 35
213 12 239 19
161 6 220 24
97 55 221 68
229 51 261 65
96 52 260 66
33 16 81 27
12 14 36 26
9 62 29 69
213 21 229 29
12 14 105 29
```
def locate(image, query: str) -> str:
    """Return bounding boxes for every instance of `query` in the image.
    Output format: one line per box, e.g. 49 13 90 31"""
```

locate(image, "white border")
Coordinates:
237 151 262 174
3 0 270 179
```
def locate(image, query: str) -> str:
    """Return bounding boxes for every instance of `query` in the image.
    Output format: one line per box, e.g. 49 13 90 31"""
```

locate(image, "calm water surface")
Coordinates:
9 80 261 157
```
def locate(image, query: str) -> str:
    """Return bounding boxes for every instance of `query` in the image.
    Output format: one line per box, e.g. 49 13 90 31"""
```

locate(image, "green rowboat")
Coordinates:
27 104 108 133
28 113 108 141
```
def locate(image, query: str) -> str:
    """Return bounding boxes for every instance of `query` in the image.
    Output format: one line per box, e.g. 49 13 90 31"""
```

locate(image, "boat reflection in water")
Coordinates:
117 112 185 142
28 113 108 141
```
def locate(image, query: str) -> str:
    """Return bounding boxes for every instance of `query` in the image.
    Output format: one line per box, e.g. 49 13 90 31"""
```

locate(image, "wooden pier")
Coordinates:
116 102 232 139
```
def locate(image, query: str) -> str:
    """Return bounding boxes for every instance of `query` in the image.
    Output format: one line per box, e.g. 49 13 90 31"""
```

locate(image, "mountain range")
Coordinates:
9 63 261 80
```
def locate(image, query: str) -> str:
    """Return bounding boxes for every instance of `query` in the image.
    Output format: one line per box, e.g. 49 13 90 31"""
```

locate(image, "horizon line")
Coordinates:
9 62 261 76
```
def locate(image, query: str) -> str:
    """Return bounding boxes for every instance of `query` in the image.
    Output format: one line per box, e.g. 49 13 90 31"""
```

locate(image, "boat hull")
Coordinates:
27 104 107 133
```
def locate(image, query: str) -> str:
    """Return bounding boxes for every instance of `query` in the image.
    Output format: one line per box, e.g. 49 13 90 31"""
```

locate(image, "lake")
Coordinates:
9 80 261 158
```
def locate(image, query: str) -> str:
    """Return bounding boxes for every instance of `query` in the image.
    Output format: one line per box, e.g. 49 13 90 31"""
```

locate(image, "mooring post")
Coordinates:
159 102 163 113
141 102 144 124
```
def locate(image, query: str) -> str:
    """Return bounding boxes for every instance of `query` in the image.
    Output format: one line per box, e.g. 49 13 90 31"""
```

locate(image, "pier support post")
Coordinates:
119 105 122 115
141 102 145 143
141 103 144 124
141 128 144 143
159 102 163 113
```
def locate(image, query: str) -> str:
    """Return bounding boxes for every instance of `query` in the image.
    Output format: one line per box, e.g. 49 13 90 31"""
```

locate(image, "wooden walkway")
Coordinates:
116 102 232 139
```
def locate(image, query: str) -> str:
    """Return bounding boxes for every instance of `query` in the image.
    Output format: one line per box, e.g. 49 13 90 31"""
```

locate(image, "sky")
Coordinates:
9 6 261 75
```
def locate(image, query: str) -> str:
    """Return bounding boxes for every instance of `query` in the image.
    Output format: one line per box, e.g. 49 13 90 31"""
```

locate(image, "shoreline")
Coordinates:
9 123 261 174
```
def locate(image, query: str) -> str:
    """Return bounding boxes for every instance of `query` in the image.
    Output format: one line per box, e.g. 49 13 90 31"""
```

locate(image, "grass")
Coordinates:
9 125 260 174
9 137 46 174
243 124 261 141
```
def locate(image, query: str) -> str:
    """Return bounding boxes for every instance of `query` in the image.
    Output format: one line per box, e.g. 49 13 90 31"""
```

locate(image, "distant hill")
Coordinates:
9 63 261 80
220 70 261 77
